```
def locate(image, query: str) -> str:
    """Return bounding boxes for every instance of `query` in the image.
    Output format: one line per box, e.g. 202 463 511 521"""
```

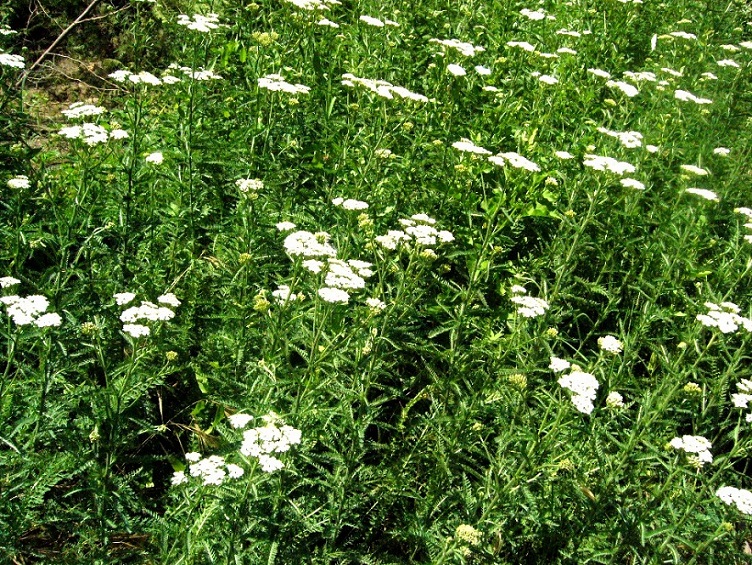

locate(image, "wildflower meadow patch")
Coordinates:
1 0 752 562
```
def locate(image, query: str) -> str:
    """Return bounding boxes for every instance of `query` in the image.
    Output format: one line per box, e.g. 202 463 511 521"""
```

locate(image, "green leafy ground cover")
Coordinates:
2 0 752 562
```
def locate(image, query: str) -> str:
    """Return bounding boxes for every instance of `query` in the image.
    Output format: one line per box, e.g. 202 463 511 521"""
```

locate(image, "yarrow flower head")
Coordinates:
0 52 25 69
549 356 571 372
176 13 220 32
697 301 752 334
717 487 752 515
558 370 599 414
236 178 264 193
606 391 624 409
598 335 623 354
61 102 107 119
258 74 310 95
430 38 485 57
145 152 163 164
240 414 302 472
332 197 368 210
669 435 713 467
7 175 30 189
684 188 718 201
511 294 549 318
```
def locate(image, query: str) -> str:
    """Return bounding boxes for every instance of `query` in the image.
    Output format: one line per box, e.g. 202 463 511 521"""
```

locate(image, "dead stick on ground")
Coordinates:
18 0 104 85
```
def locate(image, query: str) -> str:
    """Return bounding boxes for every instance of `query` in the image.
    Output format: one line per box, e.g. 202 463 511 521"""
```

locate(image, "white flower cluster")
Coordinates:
488 151 541 172
623 70 657 82
117 292 180 338
0 25 18 36
668 31 697 40
684 188 718 201
681 164 710 176
452 138 492 155
238 414 302 473
173 66 222 81
7 175 30 189
588 68 612 79
284 230 337 258
596 127 643 149
332 197 368 210
731 379 752 423
283 0 341 10
669 435 713 466
451 139 540 171
509 285 549 318
675 89 712 105
145 152 163 164
171 453 244 486
506 41 536 52
58 123 128 145
735 207 752 244
558 369 599 415
0 52 25 69
271 284 303 304
176 13 220 33
597 335 623 354
109 69 180 85
375 214 454 250
583 154 636 175
696 301 752 333
236 178 264 193
359 15 399 27
0 285 62 328
430 38 485 57
258 74 310 95
606 80 639 97
621 178 645 190
520 8 549 20
341 73 429 102
717 486 752 515
61 102 107 119
447 64 466 76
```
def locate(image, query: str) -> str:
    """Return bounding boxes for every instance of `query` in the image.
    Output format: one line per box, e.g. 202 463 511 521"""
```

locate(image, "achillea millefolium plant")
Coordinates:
1 0 752 562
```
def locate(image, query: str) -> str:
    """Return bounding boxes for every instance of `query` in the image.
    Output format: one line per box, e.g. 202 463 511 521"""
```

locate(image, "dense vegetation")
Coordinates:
2 0 752 562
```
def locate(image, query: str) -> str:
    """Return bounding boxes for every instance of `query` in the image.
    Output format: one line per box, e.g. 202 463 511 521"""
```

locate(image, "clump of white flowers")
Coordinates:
583 154 636 175
684 188 718 201
606 80 639 97
374 214 454 250
731 379 752 423
341 73 429 102
236 178 264 193
58 123 128 145
488 151 541 172
452 138 492 155
171 453 244 486
258 73 310 95
0 284 62 328
7 175 30 189
598 335 623 354
176 13 221 32
239 413 302 472
116 292 180 338
332 197 368 210
558 369 599 414
674 89 712 105
696 301 752 333
717 487 752 515
509 285 549 318
606 391 625 409
680 164 710 176
61 102 106 119
284 230 337 258
597 127 643 149
669 435 713 467
430 38 485 57
145 152 163 165
0 52 25 69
